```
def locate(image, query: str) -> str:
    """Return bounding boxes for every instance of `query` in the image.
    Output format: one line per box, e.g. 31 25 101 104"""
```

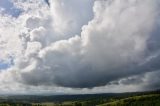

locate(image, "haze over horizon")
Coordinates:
0 0 160 94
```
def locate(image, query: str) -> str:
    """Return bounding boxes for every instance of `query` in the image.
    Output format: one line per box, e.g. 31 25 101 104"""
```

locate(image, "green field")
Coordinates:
0 90 160 106
98 94 160 106
31 94 160 106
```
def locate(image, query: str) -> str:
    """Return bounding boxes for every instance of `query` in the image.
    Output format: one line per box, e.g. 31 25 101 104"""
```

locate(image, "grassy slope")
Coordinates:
98 94 160 106
0 90 160 106
32 94 160 106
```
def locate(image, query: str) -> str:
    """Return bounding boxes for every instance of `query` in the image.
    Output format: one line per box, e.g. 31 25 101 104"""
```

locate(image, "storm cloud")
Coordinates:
0 0 160 94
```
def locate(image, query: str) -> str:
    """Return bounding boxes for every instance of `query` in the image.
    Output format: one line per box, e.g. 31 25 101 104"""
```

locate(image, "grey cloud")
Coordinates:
118 70 160 91
44 0 50 7
17 0 160 89
1 0 160 93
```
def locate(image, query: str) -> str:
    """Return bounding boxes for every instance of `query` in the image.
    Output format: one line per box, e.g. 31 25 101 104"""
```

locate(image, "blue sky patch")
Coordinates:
0 0 22 17
0 57 14 70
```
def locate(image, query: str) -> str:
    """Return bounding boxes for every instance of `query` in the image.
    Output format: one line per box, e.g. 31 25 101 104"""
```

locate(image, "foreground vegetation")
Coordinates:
0 90 160 106
98 94 160 106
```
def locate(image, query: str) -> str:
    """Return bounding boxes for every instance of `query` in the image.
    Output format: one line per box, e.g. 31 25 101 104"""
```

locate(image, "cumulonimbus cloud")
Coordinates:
0 0 160 93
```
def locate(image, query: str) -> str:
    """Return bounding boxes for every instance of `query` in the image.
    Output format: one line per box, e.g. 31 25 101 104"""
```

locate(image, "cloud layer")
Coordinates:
0 0 160 94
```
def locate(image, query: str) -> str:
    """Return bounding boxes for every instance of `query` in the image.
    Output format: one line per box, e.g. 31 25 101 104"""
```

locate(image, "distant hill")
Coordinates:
2 89 160 102
0 89 160 106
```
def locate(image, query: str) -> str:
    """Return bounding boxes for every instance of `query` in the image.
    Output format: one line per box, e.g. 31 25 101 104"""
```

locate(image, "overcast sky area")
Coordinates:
0 0 160 95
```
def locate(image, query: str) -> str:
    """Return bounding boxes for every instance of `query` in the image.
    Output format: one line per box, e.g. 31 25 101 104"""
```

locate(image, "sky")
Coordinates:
0 0 160 94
